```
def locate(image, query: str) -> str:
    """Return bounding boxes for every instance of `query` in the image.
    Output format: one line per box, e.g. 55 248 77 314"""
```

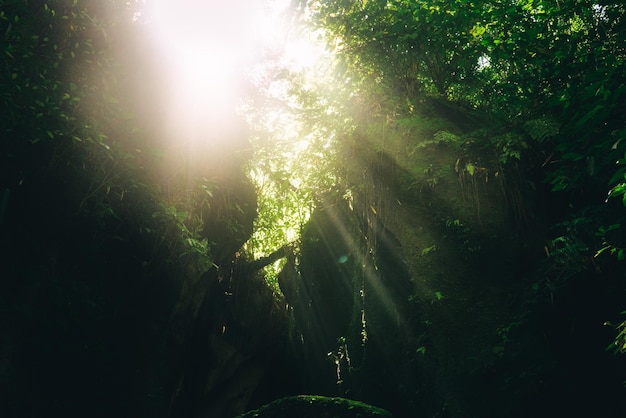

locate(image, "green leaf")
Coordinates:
466 163 475 176
575 105 605 128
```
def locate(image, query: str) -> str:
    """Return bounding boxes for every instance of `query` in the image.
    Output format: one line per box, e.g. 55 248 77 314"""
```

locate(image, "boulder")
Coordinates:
236 395 394 418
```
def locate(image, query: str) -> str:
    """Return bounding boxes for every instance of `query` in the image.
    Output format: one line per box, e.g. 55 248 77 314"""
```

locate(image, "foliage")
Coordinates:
1 0 217 266
0 2 214 416
308 5 623 228
241 29 347 285
544 216 595 291
299 1 626 375
309 0 625 157
607 313 626 355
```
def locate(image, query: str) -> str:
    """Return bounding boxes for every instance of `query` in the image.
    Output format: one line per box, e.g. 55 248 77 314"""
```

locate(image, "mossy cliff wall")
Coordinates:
280 111 546 417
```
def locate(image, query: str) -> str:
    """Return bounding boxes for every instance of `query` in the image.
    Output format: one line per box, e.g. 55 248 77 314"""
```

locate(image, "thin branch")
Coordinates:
248 242 295 272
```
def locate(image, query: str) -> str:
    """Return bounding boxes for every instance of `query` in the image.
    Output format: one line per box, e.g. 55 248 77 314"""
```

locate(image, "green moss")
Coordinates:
236 395 394 418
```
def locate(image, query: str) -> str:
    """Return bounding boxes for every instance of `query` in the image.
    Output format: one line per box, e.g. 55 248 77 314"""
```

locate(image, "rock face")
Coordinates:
291 199 435 410
0 105 289 418
199 177 258 265
274 130 540 417
236 395 394 418
141 141 290 417
165 263 290 418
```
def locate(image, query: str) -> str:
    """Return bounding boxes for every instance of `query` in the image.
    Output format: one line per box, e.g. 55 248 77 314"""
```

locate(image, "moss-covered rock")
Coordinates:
236 395 394 418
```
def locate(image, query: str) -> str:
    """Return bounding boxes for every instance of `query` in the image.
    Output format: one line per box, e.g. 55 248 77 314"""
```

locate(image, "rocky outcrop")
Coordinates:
236 395 394 418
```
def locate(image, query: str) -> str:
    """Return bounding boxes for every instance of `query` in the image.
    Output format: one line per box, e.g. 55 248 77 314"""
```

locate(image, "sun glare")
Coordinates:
284 35 325 71
138 0 327 263
142 0 280 144
139 0 326 151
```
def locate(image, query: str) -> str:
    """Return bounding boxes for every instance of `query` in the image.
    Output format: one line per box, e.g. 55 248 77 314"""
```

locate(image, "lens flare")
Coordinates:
143 0 269 146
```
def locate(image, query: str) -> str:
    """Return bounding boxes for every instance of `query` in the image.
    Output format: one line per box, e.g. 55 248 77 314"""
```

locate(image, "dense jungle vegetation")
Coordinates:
1 0 626 417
